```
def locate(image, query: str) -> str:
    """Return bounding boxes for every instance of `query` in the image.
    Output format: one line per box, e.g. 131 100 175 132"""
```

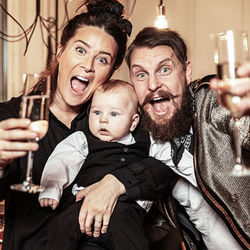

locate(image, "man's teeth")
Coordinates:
151 97 169 104
153 97 164 101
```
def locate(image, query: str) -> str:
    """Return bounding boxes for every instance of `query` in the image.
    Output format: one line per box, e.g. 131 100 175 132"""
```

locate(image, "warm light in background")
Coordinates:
154 0 168 29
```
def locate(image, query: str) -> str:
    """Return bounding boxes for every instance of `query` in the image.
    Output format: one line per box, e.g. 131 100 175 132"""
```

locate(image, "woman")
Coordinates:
0 1 132 249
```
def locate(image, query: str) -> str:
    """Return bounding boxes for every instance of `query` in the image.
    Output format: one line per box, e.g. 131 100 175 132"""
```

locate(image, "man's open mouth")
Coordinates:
150 96 170 113
71 76 89 93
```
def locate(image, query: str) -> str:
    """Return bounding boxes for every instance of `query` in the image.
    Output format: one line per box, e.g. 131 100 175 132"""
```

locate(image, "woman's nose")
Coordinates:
81 58 95 73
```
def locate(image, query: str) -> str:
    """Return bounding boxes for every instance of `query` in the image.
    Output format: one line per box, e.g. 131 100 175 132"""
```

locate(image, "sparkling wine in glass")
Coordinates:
215 30 250 176
10 74 51 193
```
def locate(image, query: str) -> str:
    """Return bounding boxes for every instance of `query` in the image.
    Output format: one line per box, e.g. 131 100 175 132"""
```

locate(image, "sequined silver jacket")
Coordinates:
191 79 250 249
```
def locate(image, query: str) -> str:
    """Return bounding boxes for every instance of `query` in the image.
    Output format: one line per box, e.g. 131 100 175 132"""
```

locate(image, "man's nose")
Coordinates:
148 75 162 91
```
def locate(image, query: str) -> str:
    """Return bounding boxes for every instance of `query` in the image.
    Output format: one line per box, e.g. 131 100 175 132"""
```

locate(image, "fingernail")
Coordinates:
24 119 31 125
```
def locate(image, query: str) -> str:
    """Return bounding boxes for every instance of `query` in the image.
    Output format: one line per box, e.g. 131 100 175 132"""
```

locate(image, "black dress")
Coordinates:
0 97 176 250
0 96 89 250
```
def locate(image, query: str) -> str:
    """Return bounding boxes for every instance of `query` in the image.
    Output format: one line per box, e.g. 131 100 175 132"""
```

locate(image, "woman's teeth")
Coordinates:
71 76 89 93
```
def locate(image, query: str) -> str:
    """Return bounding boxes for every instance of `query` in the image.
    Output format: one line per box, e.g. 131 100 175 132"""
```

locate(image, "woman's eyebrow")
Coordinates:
74 40 113 58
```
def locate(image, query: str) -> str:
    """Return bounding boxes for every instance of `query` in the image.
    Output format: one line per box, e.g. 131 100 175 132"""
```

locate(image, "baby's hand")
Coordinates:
39 198 58 210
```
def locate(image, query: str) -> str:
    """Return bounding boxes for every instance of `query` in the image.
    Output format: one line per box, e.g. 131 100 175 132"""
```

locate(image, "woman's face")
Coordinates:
55 26 118 108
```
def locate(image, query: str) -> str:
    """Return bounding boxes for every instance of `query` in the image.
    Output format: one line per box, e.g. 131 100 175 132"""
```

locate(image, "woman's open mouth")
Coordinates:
70 76 89 94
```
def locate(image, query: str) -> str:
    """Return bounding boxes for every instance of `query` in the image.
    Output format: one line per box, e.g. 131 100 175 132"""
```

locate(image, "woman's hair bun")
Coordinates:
82 0 132 36
87 1 124 17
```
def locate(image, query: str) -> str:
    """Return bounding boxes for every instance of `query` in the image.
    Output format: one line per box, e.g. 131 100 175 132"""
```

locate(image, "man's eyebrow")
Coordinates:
74 40 113 58
158 58 174 65
131 58 174 70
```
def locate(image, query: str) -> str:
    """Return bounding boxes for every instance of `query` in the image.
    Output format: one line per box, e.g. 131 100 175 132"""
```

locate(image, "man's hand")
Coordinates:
76 174 126 238
210 62 250 116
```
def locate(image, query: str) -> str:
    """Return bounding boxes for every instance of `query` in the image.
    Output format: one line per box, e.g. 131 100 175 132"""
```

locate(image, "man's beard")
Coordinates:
141 86 193 142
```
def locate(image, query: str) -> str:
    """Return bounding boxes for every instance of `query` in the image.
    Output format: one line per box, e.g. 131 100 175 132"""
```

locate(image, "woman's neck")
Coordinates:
49 94 82 128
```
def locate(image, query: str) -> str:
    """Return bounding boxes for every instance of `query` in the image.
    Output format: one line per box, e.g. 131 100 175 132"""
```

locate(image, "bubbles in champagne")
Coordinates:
20 95 50 139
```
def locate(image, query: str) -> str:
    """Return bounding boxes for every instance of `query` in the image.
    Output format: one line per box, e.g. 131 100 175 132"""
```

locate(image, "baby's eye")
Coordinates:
76 47 86 54
111 112 118 117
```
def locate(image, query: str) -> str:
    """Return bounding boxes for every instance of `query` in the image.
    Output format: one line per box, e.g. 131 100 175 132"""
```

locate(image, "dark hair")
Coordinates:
37 0 131 94
126 27 188 69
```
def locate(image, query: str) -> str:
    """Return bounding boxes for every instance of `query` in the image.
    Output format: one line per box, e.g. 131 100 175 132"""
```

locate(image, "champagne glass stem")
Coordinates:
233 118 242 165
229 117 250 176
24 150 34 184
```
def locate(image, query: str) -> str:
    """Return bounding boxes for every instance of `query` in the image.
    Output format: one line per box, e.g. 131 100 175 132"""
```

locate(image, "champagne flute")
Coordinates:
215 29 250 176
10 74 51 193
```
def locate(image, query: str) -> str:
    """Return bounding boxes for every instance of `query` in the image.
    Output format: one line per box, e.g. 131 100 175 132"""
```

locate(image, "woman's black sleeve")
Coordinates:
0 97 21 200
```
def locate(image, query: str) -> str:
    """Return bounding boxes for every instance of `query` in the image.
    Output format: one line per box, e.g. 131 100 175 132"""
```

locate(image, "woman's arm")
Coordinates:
76 174 125 237
0 98 39 199
0 118 39 170
76 157 176 238
0 97 39 172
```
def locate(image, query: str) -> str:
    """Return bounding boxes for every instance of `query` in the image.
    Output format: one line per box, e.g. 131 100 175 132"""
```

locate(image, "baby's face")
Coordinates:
89 89 139 142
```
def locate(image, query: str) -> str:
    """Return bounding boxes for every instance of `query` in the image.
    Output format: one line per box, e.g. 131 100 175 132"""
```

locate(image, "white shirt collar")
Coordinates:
118 133 135 145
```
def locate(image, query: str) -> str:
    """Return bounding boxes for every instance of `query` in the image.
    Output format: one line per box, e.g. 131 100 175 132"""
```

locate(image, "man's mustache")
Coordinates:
141 90 179 107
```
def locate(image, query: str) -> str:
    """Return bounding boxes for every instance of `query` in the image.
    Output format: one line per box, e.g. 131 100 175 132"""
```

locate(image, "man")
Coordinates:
125 27 250 249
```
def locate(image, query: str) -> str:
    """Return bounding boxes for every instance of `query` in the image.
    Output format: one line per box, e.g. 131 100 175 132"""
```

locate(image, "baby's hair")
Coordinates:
96 79 140 114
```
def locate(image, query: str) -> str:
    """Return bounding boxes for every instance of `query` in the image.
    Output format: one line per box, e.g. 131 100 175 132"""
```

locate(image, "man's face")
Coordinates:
129 45 193 140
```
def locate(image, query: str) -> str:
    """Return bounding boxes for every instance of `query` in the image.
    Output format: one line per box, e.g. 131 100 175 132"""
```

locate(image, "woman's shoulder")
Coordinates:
0 96 22 120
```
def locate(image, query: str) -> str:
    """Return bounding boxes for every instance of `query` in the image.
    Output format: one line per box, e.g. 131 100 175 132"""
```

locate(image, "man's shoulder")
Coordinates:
190 74 216 93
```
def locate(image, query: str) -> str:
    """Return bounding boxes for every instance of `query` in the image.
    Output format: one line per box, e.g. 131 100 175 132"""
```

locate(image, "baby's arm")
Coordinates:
40 198 59 210
39 131 89 208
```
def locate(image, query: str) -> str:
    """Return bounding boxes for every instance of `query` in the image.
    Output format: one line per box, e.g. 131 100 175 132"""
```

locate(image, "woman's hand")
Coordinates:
0 118 39 168
76 174 126 238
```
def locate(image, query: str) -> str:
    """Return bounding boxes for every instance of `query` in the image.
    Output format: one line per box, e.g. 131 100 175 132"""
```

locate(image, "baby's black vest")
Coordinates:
58 124 150 210
74 125 150 187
